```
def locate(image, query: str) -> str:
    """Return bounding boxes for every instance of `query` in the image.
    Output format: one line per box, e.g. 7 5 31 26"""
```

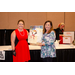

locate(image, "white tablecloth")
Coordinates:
0 44 75 51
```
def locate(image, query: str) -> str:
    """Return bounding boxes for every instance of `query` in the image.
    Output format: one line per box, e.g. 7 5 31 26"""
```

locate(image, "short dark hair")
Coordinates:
17 19 25 25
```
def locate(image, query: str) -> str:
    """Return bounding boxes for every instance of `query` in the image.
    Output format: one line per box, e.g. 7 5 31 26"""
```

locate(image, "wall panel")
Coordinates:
0 12 8 29
47 12 64 29
27 12 47 29
8 12 28 29
0 12 75 31
65 12 75 31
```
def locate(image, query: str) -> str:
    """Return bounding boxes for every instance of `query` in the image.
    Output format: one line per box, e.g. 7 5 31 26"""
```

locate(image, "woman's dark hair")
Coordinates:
17 19 25 25
43 20 54 34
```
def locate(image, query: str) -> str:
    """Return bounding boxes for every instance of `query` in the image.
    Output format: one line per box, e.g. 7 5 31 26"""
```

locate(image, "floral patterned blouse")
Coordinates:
41 30 56 58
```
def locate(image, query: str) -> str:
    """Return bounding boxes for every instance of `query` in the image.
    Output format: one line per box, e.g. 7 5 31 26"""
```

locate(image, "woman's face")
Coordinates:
45 22 51 31
18 21 24 30
60 25 64 30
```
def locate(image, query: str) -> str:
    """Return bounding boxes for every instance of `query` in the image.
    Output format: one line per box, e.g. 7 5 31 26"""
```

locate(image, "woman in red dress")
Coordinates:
11 20 30 62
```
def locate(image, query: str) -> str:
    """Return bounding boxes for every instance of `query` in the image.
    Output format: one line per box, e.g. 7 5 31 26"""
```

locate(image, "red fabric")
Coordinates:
59 35 63 44
13 29 30 62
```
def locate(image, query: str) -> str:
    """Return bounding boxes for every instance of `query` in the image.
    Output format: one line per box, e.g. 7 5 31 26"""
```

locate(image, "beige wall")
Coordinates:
0 12 9 29
27 12 47 29
47 12 64 29
0 12 75 31
65 12 75 31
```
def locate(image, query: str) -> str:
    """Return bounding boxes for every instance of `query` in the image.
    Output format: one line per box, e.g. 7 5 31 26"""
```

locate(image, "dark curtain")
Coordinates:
0 30 5 45
0 29 29 45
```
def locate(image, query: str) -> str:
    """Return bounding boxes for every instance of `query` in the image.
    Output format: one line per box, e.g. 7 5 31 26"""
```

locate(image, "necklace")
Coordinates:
18 29 25 36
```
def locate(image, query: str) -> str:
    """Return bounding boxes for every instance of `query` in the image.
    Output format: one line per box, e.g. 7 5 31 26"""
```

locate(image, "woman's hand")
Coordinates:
38 43 45 46
13 50 16 56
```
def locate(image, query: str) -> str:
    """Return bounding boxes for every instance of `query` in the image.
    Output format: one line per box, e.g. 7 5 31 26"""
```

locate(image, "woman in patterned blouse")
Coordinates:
39 20 56 62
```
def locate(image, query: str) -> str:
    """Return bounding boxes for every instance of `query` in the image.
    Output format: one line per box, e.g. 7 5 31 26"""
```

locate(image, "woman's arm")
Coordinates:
11 31 16 50
59 34 65 37
38 31 56 46
44 31 56 46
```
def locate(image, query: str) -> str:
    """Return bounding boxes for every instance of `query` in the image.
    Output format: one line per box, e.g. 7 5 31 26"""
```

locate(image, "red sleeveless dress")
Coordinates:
13 29 30 62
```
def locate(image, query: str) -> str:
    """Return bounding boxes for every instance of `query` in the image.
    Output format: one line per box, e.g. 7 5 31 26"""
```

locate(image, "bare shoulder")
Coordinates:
11 31 15 34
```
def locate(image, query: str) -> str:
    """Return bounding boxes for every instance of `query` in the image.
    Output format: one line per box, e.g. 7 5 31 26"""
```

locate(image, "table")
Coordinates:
0 44 75 62
29 44 75 62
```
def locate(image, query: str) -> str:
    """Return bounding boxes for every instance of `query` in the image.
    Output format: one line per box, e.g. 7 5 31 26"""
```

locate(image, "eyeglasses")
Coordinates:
18 24 24 25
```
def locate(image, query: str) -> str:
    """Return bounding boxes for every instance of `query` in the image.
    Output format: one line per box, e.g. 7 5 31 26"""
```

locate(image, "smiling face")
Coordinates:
43 20 53 34
17 21 24 30
45 22 51 31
